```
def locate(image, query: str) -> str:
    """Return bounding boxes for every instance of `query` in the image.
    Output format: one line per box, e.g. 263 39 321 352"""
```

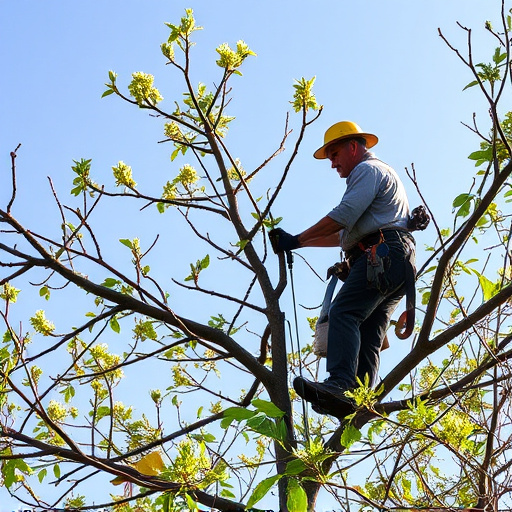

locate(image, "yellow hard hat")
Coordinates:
313 121 378 159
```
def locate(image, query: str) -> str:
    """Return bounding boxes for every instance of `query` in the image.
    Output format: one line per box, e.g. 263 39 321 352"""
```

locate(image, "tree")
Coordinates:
1 4 512 511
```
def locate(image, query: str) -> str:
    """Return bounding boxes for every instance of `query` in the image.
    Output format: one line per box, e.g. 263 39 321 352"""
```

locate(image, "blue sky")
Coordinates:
0 1 505 510
0 1 497 257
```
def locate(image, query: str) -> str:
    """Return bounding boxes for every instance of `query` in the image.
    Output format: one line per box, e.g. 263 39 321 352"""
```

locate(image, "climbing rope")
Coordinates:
285 250 310 442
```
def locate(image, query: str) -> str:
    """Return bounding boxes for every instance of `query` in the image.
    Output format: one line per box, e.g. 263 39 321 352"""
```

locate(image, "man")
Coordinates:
270 121 415 418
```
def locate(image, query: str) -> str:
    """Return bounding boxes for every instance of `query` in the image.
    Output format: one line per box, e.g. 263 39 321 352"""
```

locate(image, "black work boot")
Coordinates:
293 376 355 420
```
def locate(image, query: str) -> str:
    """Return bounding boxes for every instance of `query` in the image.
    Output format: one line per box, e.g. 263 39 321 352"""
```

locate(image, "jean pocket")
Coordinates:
366 252 392 293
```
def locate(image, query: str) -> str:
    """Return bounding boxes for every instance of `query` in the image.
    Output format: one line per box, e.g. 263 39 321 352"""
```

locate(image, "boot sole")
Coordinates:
294 377 355 419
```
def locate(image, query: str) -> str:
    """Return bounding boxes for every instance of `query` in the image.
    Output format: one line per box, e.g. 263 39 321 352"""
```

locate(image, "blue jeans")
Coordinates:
326 230 415 389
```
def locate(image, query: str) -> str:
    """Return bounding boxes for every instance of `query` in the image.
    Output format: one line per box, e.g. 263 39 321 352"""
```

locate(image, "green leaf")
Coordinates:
285 458 307 476
287 479 308 512
452 193 474 207
39 286 50 300
92 405 111 421
367 419 385 443
160 492 172 512
101 88 115 98
262 216 282 229
468 147 493 165
246 412 277 438
275 417 289 443
478 274 501 301
38 468 47 483
218 416 231 429
119 239 133 249
245 474 282 509
462 80 479 91
493 47 507 64
340 424 362 449
190 432 216 443
455 201 472 218
200 254 210 269
185 493 198 511
476 214 490 228
53 464 61 479
251 398 285 418
220 488 236 499
2 459 32 487
203 432 217 443
170 148 180 161
222 406 256 422
110 317 121 334
61 385 75 403
102 277 120 288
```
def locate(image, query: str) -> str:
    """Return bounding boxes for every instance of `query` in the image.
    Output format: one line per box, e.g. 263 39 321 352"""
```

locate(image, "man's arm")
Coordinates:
298 216 344 247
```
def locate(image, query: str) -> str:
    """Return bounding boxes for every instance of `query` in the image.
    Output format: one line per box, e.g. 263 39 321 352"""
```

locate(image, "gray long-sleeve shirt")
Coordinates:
327 152 410 251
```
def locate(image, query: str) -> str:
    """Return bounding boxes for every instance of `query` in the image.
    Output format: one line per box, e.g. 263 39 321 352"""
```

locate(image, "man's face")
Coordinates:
326 140 356 178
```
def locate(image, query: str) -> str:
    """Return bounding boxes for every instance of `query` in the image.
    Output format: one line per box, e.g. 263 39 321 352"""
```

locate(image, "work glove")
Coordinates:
268 228 300 254
407 205 430 231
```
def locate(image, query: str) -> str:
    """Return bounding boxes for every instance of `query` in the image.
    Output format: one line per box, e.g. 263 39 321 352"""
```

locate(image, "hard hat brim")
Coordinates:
313 132 379 160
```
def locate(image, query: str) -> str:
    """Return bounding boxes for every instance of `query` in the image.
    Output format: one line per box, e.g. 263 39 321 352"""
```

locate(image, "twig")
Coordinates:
7 144 21 213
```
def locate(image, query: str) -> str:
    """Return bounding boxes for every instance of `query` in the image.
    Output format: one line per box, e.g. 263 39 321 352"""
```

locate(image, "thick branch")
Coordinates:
419 159 512 346
0 217 273 386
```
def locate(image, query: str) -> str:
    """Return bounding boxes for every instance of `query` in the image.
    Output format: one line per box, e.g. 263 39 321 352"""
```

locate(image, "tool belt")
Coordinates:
344 204 429 265
345 231 387 266
345 229 416 265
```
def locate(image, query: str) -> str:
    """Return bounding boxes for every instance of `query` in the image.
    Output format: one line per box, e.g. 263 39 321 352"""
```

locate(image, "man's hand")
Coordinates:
327 261 350 282
268 228 300 254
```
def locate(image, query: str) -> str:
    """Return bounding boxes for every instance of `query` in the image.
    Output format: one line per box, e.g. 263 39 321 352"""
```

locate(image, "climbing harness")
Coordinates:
341 227 421 341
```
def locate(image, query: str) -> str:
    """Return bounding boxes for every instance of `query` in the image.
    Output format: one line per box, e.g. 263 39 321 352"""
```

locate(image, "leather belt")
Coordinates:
345 229 390 264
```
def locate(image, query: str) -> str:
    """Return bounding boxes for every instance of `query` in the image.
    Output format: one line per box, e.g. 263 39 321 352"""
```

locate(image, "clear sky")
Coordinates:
0 1 505 510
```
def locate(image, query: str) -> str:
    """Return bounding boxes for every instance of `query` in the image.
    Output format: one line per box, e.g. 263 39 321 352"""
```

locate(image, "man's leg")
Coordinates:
357 292 403 387
295 231 414 416
325 255 385 389
356 232 414 386
295 277 392 420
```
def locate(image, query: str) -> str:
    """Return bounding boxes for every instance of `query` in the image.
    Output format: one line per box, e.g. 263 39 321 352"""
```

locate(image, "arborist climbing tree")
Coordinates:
270 120 424 419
